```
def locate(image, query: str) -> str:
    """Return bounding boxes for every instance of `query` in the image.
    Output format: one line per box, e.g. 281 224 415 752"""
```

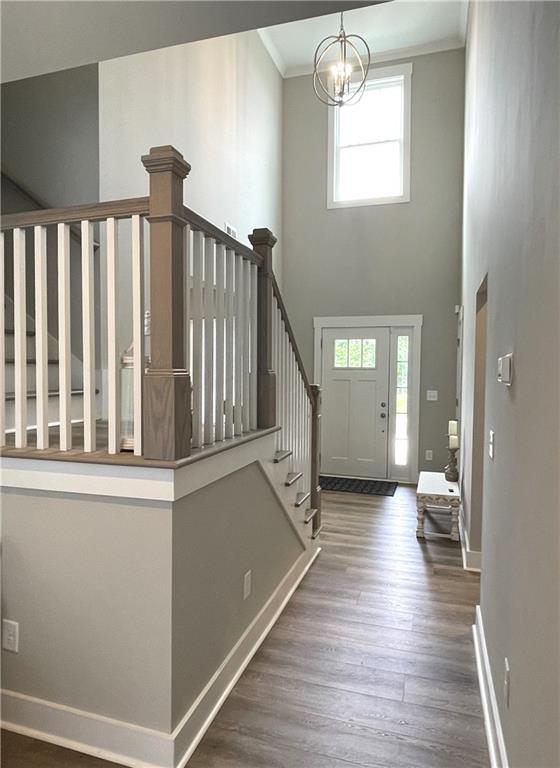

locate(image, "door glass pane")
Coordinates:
394 439 408 466
397 335 409 362
334 339 348 368
397 361 408 387
362 339 376 368
396 388 408 413
348 339 362 367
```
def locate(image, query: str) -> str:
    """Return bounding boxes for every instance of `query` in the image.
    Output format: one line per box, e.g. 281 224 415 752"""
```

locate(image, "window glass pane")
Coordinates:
338 80 403 146
334 339 348 368
396 413 408 439
397 335 409 362
362 339 376 368
394 439 408 466
397 361 408 387
396 388 408 414
348 339 362 367
337 141 402 202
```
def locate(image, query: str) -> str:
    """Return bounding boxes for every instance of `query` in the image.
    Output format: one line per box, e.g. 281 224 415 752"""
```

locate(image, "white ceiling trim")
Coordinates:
257 28 287 77
282 35 465 79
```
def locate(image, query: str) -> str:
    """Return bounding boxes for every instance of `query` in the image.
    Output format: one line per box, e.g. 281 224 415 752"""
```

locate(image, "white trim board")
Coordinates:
0 432 278 503
459 513 481 572
2 546 320 768
313 314 422 484
473 606 509 768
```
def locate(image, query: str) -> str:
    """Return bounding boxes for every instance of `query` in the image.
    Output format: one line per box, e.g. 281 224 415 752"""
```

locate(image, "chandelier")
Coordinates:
313 12 371 107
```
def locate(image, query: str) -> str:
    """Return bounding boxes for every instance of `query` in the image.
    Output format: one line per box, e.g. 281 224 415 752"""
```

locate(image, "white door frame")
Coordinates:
314 315 423 483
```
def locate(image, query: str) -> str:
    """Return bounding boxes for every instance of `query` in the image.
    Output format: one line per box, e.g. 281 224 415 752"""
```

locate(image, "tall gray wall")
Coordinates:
1 64 99 207
282 49 465 472
461 3 559 766
98 30 283 277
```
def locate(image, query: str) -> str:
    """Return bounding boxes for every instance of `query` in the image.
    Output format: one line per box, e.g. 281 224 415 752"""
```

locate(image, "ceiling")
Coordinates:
1 0 379 83
259 1 468 78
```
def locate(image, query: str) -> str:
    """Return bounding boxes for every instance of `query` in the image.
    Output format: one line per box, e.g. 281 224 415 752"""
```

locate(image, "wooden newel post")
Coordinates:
310 384 323 537
142 145 192 460
249 228 277 428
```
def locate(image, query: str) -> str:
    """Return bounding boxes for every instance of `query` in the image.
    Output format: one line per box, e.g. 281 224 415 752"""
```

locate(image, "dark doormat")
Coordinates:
320 476 398 496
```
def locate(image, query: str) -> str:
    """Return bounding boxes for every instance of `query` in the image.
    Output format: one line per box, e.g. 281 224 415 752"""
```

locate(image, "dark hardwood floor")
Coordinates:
2 487 489 768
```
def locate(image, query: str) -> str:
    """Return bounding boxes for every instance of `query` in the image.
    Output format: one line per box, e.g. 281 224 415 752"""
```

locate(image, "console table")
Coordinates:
416 471 460 541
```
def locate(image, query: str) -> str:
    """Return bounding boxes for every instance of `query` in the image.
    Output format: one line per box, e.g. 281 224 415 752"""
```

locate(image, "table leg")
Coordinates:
450 501 460 541
416 498 425 539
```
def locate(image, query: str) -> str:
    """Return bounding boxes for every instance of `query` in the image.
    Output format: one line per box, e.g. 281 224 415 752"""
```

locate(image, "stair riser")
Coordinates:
5 363 83 391
5 333 58 360
4 394 90 432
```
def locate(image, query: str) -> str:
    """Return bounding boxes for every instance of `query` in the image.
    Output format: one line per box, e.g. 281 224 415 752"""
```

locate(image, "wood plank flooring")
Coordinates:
2 486 489 768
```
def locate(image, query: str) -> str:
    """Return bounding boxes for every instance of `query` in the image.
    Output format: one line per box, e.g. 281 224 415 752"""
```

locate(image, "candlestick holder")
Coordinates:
444 447 459 482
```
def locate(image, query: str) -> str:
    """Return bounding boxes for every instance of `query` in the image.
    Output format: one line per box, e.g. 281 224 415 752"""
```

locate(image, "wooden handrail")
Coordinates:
183 205 263 267
271 275 312 398
0 197 150 230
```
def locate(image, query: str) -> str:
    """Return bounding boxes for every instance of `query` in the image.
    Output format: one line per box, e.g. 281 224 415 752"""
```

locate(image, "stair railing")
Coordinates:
0 143 322 532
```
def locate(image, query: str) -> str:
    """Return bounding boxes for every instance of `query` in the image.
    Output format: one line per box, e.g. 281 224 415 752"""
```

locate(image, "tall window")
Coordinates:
328 63 412 208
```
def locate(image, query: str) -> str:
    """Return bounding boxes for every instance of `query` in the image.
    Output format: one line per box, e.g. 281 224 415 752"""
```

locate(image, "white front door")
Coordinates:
321 327 390 479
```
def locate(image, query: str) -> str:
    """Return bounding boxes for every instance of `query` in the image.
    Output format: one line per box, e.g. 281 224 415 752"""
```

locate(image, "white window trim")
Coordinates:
327 62 413 210
314 314 422 483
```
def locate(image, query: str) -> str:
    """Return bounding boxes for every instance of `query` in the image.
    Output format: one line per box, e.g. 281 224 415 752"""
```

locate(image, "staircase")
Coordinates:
0 144 322 536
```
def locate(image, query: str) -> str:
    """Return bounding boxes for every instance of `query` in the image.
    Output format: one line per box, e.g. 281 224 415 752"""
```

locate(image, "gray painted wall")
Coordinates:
461 4 559 766
282 49 465 472
1 64 99 207
171 462 303 726
99 30 283 275
1 463 303 733
1 490 174 730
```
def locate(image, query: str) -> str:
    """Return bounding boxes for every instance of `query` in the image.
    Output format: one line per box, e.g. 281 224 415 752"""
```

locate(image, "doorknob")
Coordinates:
381 402 387 407
380 413 387 419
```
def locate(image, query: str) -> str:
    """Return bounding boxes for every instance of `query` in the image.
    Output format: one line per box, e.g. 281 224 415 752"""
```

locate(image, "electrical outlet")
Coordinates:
425 449 433 461
426 390 438 401
243 570 252 601
503 657 511 708
2 619 19 653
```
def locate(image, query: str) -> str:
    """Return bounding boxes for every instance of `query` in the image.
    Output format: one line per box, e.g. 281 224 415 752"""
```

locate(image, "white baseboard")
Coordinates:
459 514 481 572
2 545 320 768
473 605 509 768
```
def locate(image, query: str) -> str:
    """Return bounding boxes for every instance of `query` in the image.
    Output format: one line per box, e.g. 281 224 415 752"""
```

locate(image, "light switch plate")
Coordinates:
489 429 495 459
243 570 252 601
425 449 433 461
497 353 513 386
426 390 438 401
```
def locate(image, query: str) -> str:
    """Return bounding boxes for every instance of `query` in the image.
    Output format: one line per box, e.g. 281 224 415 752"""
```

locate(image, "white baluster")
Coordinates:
57 223 71 450
131 215 144 456
13 228 27 448
191 230 204 448
249 262 258 430
224 248 234 439
203 237 215 445
242 259 251 433
81 220 96 452
184 224 191 378
34 226 48 449
106 218 119 454
215 243 225 443
0 233 4 446
234 254 243 436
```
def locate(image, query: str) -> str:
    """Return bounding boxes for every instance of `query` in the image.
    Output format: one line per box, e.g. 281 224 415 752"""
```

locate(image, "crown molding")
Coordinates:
283 36 466 79
257 28 287 78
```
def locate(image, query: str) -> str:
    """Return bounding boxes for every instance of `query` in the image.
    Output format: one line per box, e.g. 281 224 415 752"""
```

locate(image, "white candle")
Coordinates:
449 434 459 450
448 420 458 436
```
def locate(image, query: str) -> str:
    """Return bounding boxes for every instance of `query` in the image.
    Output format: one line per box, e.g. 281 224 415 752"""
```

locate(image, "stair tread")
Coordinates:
295 490 311 508
5 358 59 364
285 471 303 487
274 449 293 463
304 508 318 524
5 389 87 401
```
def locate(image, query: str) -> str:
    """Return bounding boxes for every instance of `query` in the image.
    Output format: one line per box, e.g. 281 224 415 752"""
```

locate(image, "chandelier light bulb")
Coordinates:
313 12 371 107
